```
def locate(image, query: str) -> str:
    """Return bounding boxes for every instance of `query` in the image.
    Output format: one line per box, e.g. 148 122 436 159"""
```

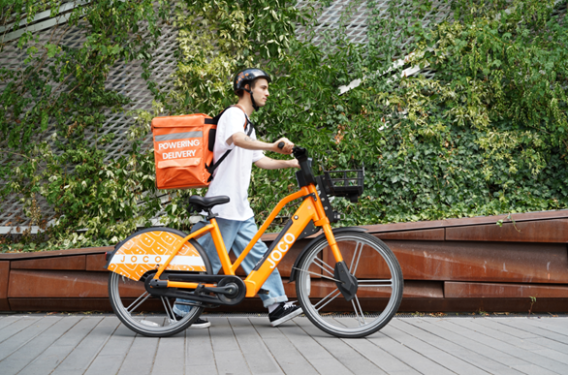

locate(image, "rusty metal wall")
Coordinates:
2 210 568 313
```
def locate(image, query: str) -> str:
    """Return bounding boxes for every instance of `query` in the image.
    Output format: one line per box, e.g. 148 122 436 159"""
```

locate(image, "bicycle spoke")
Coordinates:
126 292 151 314
351 296 366 326
314 289 342 312
161 297 176 322
358 279 393 287
350 241 364 276
313 257 335 277
295 232 404 337
293 267 341 283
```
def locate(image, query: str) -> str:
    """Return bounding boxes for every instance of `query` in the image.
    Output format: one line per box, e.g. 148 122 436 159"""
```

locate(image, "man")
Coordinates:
173 68 303 328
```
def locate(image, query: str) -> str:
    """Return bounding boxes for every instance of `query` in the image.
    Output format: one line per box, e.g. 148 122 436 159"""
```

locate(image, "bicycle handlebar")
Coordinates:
293 146 314 186
276 141 313 186
277 142 307 159
292 146 308 161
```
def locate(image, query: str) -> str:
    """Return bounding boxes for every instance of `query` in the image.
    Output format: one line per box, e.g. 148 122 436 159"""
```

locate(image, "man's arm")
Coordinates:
230 132 294 154
254 157 299 170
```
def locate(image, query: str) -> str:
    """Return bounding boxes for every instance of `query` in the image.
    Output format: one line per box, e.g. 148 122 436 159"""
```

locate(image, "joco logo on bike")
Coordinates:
267 233 296 269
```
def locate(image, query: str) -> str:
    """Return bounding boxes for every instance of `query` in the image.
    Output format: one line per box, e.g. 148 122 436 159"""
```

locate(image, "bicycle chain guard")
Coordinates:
144 273 247 306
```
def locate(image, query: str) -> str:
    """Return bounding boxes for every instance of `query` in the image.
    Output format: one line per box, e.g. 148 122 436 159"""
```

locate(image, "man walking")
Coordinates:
173 68 303 328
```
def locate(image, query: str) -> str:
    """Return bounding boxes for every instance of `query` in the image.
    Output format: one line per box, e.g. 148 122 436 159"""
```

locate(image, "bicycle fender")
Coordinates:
105 227 188 265
288 227 368 283
105 227 208 281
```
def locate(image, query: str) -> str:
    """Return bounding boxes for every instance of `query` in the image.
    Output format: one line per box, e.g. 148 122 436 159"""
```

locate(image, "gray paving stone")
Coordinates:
498 319 568 345
445 319 565 375
117 335 160 375
531 317 568 329
250 316 319 375
525 337 568 356
294 318 386 375
452 318 568 367
0 317 59 361
209 317 251 375
228 317 284 375
451 319 545 353
0 315 40 343
474 318 539 339
484 319 568 363
409 319 534 374
151 330 186 375
51 317 119 375
359 320 455 375
0 316 22 331
18 317 101 375
0 317 78 375
279 321 354 375
186 322 218 375
341 331 420 374
1 314 567 375
515 363 563 375
523 318 568 337
393 319 523 375
384 320 491 375
84 323 136 375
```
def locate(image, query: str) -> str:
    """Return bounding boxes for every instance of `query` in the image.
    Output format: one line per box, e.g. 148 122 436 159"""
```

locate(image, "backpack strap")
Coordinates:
205 105 254 181
233 104 253 134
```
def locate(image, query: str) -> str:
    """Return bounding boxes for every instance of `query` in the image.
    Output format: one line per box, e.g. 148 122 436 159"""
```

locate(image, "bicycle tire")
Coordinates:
108 228 212 337
295 231 403 338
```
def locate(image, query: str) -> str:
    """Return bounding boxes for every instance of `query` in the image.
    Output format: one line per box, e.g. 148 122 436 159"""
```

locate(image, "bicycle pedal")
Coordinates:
258 289 270 295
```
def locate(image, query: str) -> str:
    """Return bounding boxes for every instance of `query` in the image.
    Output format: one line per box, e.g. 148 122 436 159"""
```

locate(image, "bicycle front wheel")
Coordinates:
108 229 212 337
295 231 403 338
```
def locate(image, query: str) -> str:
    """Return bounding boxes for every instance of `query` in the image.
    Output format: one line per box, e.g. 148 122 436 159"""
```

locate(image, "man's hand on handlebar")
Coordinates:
273 137 294 154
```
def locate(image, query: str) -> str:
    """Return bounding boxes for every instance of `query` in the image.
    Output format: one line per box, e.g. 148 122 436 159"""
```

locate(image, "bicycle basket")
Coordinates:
321 168 364 202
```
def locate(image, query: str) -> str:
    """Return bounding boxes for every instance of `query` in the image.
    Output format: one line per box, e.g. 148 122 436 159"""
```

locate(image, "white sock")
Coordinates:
267 302 280 313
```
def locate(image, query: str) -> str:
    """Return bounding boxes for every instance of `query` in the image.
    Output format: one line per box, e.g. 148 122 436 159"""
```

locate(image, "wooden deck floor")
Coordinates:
0 314 567 374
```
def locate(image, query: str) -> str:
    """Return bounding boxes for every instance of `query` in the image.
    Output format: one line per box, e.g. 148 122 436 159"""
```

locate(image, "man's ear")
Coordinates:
244 83 250 92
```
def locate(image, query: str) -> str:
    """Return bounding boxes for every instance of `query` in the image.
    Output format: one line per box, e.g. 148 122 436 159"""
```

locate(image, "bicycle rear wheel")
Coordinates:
108 229 212 337
295 231 403 338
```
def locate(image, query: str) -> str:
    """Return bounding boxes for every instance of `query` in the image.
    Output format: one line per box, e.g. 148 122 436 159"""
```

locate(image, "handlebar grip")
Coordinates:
277 141 285 150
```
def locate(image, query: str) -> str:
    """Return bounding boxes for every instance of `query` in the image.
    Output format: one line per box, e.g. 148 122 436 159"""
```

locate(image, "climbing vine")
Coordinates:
1 0 568 252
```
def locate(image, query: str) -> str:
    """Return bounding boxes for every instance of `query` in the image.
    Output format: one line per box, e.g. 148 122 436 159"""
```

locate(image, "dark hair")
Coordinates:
235 78 264 97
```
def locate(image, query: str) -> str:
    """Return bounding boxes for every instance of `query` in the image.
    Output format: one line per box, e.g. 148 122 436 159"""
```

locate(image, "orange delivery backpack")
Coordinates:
151 105 252 190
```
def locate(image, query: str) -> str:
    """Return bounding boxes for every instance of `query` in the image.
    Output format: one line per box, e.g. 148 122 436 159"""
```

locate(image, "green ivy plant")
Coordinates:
343 0 568 224
2 0 568 253
1 0 168 250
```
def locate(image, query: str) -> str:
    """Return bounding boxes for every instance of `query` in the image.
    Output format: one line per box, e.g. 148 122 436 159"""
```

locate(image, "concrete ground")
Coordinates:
0 313 567 375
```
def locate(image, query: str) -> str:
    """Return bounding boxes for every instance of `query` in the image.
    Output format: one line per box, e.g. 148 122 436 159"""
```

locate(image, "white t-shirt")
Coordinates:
205 107 265 220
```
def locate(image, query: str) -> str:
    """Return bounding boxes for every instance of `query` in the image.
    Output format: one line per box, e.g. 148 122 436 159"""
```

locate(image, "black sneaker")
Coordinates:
172 313 211 329
190 317 211 329
269 302 303 327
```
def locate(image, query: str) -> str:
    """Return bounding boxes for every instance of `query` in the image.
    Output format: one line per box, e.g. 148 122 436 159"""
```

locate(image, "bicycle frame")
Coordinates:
151 183 343 298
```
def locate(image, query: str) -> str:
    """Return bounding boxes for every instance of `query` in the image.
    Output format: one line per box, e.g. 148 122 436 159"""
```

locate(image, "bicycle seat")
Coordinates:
188 195 230 210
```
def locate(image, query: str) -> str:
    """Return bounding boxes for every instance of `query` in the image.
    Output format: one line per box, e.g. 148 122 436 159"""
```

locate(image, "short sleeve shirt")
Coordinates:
205 107 265 220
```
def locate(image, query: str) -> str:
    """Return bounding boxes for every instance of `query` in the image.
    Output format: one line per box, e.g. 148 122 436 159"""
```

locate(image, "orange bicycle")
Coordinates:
106 147 403 338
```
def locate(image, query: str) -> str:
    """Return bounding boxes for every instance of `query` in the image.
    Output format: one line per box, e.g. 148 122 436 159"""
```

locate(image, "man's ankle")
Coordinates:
267 302 281 313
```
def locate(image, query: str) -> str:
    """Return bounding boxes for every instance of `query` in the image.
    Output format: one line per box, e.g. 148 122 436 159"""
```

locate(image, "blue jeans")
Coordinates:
173 217 288 316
